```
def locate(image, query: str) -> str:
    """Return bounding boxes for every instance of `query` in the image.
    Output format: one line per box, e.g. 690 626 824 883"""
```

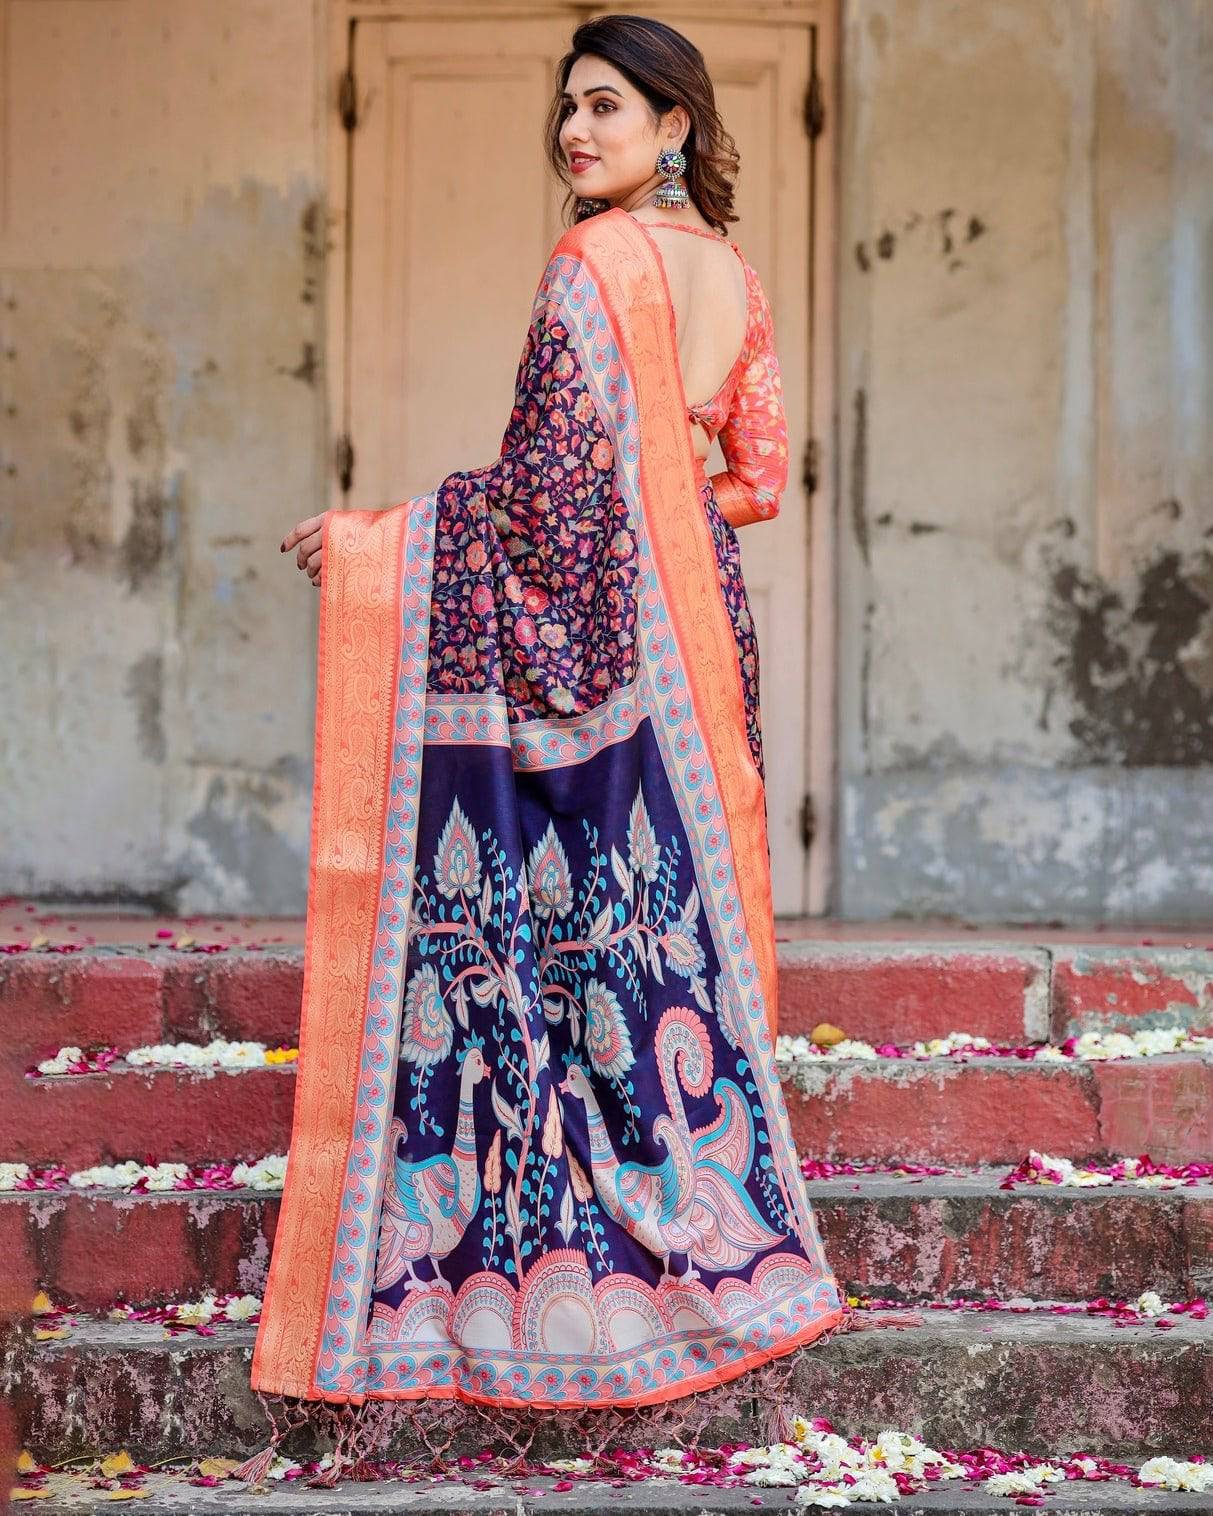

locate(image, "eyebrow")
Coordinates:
560 84 624 100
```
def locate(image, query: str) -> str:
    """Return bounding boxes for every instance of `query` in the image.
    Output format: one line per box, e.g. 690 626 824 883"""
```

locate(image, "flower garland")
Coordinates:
27 1021 1212 1083
4 1147 1208 1194
27 1040 297 1078
775 1024 1213 1088
0 1156 286 1192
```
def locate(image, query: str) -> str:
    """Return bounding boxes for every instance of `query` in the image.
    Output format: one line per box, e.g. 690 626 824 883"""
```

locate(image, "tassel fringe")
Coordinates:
233 1303 911 1485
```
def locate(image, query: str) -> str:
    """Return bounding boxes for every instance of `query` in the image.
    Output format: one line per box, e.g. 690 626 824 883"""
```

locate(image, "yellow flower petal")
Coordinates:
99 1453 137 1477
197 1457 242 1477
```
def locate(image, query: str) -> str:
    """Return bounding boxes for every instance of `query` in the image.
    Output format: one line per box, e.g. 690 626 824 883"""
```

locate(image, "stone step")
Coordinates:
8 1052 1213 1169
6 1312 1212 1464
782 1053 1213 1167
11 1477 1213 1515
4 1174 1210 1311
5 940 1213 1065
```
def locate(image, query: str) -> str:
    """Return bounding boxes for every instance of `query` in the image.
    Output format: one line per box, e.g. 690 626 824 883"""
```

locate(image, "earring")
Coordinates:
652 146 689 210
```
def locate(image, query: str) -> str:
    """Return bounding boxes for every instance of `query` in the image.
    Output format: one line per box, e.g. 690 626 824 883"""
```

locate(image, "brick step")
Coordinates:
4 1175 1210 1312
783 1054 1213 1167
5 941 1213 1062
7 1053 1213 1169
7 1313 1212 1463
12 1479 1213 1516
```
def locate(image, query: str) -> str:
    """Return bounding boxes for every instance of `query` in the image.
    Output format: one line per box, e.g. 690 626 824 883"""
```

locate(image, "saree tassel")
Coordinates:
230 1443 278 1487
304 1400 382 1488
231 1389 295 1485
758 1393 800 1448
843 1307 926 1332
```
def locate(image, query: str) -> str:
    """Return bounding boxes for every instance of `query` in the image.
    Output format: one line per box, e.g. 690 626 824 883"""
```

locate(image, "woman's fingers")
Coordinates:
295 530 323 571
281 513 326 554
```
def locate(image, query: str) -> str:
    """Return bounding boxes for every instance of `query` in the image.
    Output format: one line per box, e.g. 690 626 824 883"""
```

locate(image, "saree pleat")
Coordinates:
249 207 850 1414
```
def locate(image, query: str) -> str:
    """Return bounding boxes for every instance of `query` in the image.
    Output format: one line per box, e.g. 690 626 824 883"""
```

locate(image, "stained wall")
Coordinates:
0 0 323 912
836 0 1213 920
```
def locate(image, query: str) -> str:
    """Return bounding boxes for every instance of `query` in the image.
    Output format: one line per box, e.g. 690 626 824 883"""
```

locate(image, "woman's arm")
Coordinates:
707 286 790 530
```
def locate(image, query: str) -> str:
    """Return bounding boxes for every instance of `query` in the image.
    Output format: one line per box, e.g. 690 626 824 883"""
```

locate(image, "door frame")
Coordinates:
321 0 841 916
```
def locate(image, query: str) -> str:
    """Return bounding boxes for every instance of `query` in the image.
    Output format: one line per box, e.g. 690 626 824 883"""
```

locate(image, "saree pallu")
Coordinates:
249 207 851 1417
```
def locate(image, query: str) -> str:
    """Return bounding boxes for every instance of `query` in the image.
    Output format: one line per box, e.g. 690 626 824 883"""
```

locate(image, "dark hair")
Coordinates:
543 15 740 235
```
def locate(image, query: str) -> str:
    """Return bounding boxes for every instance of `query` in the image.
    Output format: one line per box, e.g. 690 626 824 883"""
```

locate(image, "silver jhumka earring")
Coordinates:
652 147 689 210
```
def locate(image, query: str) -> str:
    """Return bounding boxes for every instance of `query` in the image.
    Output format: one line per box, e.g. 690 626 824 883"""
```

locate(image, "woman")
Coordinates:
241 14 859 1482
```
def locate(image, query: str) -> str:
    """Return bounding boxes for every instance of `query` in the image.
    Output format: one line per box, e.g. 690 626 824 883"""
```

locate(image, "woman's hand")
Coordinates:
281 512 328 587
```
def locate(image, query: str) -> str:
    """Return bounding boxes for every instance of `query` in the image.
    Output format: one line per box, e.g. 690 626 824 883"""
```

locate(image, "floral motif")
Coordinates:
527 823 573 919
399 964 454 1068
424 309 640 723
626 792 659 882
663 919 706 980
583 979 634 1081
434 799 482 899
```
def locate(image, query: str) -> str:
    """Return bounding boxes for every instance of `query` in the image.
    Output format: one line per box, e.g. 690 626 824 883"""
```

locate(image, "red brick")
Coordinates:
2 1190 277 1310
1 1066 296 1168
777 944 1048 1043
1091 1056 1213 1165
784 1059 1104 1166
0 954 166 1066
1051 947 1213 1039
8 1177 1207 1310
162 953 302 1045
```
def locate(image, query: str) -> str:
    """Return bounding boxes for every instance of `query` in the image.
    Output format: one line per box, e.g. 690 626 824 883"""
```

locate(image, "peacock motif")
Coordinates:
559 1003 782 1283
374 1041 491 1292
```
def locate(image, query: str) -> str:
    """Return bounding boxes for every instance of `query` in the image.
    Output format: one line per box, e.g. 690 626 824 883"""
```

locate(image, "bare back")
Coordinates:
636 219 749 463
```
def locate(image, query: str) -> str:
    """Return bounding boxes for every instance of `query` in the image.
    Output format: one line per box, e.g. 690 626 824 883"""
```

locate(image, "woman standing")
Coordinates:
243 13 855 1481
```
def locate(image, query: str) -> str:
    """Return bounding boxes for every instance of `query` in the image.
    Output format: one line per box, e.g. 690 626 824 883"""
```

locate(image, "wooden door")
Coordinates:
330 3 834 915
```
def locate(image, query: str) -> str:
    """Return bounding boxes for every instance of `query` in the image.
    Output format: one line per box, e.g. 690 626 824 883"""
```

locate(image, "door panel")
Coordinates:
341 9 818 913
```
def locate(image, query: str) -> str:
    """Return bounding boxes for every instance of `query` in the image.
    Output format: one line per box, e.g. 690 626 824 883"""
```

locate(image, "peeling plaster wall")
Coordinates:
837 0 1213 922
0 0 324 912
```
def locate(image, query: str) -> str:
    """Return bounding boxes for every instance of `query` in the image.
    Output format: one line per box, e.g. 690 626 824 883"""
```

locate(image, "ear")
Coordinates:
665 104 691 150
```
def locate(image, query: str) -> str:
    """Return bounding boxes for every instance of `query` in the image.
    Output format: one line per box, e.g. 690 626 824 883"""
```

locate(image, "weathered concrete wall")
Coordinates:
837 0 1213 921
0 0 323 913
3 0 1211 922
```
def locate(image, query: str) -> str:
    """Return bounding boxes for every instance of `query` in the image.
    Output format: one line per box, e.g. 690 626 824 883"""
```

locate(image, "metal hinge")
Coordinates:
799 792 817 851
803 69 825 140
802 435 820 495
335 433 355 493
338 66 358 132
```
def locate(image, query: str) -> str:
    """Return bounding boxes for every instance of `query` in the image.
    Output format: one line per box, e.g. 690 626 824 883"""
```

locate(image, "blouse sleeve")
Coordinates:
707 282 790 529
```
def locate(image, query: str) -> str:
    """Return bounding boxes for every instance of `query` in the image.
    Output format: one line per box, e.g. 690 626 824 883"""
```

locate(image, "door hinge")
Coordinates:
802 435 820 495
338 66 358 132
799 791 817 851
335 433 355 493
803 69 825 140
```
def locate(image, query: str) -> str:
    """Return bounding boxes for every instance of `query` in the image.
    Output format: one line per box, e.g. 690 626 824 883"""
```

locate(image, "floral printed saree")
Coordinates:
248 206 852 1428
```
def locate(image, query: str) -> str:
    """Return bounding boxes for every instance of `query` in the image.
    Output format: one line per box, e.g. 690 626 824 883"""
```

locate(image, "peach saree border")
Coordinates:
250 503 424 1400
582 209 780 1048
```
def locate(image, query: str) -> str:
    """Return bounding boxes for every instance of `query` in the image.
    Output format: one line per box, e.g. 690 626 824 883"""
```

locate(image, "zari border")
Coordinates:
572 209 780 1048
249 492 438 1400
423 678 648 769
